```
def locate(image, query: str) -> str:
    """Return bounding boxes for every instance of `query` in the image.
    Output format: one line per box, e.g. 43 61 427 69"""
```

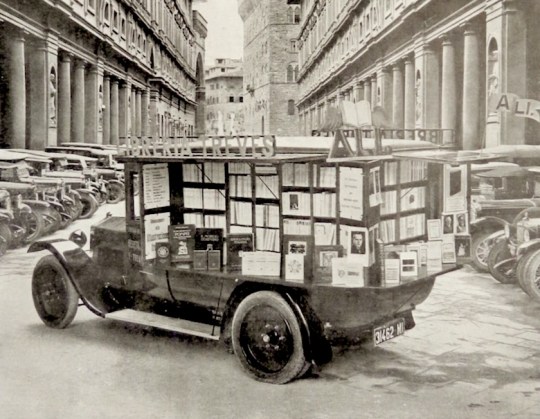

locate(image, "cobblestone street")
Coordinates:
1 203 540 418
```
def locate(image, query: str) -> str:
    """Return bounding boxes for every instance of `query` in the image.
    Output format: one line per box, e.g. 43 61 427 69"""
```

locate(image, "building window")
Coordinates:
290 40 297 52
239 96 244 103
287 63 298 82
104 3 110 21
229 96 234 103
294 7 301 24
221 68 225 72
113 11 119 31
288 100 295 115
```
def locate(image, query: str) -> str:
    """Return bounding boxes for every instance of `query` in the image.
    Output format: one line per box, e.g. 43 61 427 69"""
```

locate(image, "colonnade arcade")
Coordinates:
0 24 195 150
299 20 487 150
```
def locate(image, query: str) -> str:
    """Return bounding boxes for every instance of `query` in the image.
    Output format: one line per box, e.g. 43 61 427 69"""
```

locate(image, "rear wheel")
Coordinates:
487 240 516 284
231 291 308 384
32 255 78 328
516 251 537 293
518 250 540 301
471 230 500 272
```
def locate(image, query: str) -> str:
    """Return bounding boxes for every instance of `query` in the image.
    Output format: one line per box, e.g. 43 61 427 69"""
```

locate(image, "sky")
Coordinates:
193 0 244 65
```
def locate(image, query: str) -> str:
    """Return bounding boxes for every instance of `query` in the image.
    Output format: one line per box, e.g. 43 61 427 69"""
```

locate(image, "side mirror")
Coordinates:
69 230 87 247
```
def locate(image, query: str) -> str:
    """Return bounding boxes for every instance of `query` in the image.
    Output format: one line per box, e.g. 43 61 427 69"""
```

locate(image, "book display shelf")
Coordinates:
121 133 503 291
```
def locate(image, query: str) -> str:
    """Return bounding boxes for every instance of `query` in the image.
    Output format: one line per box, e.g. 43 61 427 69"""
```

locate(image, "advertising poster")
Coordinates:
144 212 171 260
143 163 170 210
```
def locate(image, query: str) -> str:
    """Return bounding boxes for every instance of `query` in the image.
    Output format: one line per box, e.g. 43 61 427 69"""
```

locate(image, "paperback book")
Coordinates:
169 224 196 263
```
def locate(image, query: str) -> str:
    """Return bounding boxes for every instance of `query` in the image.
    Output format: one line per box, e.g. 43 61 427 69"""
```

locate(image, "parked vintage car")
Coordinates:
486 207 540 285
45 146 125 203
470 165 540 272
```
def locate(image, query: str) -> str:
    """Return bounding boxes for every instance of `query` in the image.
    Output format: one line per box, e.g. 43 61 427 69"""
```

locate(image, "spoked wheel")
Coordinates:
487 240 516 284
32 255 78 328
231 291 308 384
471 230 500 272
517 250 540 302
22 211 44 243
106 183 124 204
79 194 98 219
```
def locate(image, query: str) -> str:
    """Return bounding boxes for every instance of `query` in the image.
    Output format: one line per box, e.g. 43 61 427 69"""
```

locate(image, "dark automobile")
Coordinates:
470 165 540 272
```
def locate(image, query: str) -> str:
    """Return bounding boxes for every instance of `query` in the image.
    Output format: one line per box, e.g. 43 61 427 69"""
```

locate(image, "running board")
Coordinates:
106 309 219 340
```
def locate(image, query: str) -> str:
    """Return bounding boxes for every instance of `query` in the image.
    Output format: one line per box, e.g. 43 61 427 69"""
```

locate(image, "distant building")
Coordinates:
297 0 540 148
238 0 300 135
205 58 244 135
0 0 206 149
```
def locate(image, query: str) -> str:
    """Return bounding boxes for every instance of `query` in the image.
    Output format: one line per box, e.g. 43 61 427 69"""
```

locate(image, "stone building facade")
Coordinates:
297 0 540 148
238 0 301 135
205 58 244 135
0 0 207 150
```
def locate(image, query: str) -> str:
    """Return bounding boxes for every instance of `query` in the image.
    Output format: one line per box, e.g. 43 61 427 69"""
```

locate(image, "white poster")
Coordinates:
443 164 467 213
144 212 171 260
143 163 170 210
339 167 363 220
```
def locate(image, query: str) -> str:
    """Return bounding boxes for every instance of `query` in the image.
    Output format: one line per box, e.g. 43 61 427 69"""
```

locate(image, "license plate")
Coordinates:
373 318 405 346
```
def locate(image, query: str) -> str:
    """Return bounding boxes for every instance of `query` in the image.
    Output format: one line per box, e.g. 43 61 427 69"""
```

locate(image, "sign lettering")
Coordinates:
494 93 540 123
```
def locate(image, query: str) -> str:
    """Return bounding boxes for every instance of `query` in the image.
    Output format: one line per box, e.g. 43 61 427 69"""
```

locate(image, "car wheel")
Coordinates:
516 251 537 293
22 210 44 243
106 183 124 204
79 194 98 219
518 249 540 301
0 233 7 256
471 230 500 272
32 255 78 328
487 240 516 284
0 222 13 249
231 291 308 384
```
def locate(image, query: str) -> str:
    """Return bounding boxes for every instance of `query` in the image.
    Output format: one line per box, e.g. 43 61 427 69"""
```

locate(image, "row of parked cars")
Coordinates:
0 143 126 257
469 145 540 302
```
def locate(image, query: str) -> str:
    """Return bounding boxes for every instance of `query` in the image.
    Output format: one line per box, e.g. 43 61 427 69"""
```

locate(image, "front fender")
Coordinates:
107 179 124 187
470 217 509 234
517 239 540 259
28 240 116 316
23 200 51 210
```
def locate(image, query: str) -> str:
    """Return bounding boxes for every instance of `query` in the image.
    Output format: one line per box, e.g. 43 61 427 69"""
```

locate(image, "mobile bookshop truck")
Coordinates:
28 132 499 384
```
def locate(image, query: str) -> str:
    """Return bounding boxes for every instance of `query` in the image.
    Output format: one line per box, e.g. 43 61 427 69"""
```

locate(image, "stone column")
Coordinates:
141 88 149 137
110 79 119 145
462 25 480 149
85 65 98 143
130 87 136 137
404 57 415 130
9 31 26 148
118 81 128 144
370 76 377 109
392 63 404 129
424 45 440 129
363 79 372 106
72 60 86 142
136 89 142 137
102 75 111 145
149 89 159 140
441 35 457 145
354 81 364 103
28 41 48 150
58 53 71 143
377 67 393 120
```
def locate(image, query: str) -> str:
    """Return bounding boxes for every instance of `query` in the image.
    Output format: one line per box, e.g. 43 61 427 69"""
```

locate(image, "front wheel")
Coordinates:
79 194 99 219
22 211 44 243
32 255 78 328
517 249 540 301
471 230 500 272
487 240 516 284
106 182 124 204
231 291 308 384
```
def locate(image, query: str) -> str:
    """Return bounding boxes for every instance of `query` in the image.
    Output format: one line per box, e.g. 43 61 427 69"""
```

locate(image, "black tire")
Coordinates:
487 240 517 284
106 182 124 204
516 251 537 293
32 255 78 328
518 250 540 301
0 232 7 256
43 207 62 234
22 210 44 243
471 230 500 272
79 194 99 219
0 222 13 249
231 291 308 384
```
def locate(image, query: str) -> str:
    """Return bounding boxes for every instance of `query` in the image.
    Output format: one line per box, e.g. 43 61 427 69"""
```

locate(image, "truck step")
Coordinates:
106 309 219 340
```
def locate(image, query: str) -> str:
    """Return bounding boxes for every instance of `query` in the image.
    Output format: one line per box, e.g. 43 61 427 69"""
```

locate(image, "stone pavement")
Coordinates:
316 265 540 418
